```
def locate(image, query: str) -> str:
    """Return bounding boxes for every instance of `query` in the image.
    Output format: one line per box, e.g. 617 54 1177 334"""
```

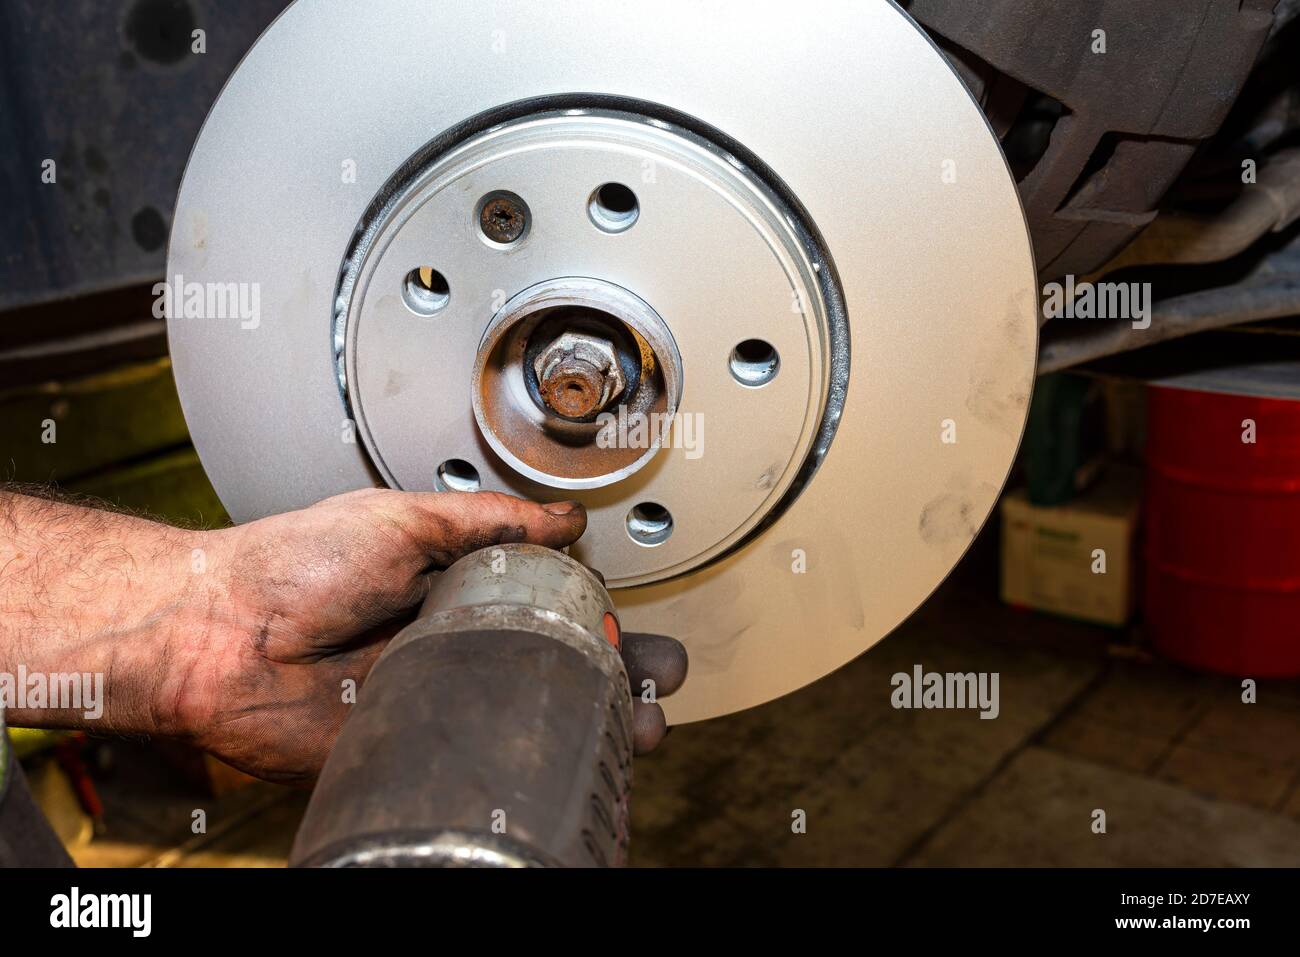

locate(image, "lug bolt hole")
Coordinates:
589 183 640 233
729 339 780 387
627 502 672 547
436 458 481 492
403 268 450 316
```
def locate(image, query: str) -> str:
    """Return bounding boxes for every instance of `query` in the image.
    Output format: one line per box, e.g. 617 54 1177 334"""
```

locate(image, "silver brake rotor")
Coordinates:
167 0 1038 723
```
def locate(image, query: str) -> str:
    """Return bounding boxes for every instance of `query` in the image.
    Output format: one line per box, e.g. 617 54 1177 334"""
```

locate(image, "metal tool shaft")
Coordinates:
290 544 633 867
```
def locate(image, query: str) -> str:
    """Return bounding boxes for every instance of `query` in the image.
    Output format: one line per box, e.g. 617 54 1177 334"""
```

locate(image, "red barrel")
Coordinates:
1145 385 1300 677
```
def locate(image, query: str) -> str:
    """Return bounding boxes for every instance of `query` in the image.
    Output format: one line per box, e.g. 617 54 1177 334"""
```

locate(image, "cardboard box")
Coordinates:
1000 466 1141 626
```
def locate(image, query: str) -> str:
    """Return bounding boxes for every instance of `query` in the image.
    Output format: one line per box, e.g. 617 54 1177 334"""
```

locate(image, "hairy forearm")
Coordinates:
0 484 599 782
0 490 223 736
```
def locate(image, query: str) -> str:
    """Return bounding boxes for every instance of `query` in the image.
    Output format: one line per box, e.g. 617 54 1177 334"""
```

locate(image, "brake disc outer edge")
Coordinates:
165 0 1039 724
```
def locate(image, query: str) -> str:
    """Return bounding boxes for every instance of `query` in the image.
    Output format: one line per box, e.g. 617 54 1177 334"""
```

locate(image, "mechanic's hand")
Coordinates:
178 488 581 783
180 488 684 783
620 632 688 755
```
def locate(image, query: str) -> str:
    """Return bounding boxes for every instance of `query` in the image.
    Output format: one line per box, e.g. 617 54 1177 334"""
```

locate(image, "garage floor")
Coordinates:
53 533 1300 868
630 542 1300 867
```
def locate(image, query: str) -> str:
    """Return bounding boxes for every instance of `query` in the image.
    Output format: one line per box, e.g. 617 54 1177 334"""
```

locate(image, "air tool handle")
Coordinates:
289 543 633 868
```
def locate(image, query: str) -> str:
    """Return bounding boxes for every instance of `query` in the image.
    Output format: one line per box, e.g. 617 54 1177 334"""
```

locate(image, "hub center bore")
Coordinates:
472 277 683 490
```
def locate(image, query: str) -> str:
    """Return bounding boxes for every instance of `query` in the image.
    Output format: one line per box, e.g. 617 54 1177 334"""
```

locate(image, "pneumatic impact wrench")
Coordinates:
288 543 634 868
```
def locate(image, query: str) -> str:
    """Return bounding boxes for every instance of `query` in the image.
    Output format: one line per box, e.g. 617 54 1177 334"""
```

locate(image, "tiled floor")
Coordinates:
51 536 1300 867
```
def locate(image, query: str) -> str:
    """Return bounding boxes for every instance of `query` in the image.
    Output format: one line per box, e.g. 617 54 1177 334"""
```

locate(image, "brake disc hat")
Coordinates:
167 0 1037 723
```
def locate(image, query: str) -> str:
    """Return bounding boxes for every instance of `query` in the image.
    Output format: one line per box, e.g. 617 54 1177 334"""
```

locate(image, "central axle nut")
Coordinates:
533 331 625 419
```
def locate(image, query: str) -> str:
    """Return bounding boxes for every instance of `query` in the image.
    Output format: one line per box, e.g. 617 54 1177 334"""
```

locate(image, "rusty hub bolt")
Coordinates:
479 194 529 244
533 331 626 419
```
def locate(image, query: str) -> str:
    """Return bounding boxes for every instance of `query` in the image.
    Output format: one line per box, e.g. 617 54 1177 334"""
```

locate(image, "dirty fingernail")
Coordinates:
544 500 582 516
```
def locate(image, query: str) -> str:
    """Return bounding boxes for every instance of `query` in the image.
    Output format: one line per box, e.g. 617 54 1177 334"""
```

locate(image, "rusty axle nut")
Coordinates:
533 331 626 418
539 358 608 418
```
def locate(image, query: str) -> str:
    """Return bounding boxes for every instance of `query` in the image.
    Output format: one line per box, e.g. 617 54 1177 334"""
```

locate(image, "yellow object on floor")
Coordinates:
1001 466 1141 627
6 727 64 760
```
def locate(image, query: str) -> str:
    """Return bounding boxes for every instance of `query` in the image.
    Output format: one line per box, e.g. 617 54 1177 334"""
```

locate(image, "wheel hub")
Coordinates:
339 111 835 585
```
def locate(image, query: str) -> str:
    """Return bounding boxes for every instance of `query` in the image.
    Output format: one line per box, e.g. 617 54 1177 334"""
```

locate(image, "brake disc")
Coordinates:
166 0 1038 723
